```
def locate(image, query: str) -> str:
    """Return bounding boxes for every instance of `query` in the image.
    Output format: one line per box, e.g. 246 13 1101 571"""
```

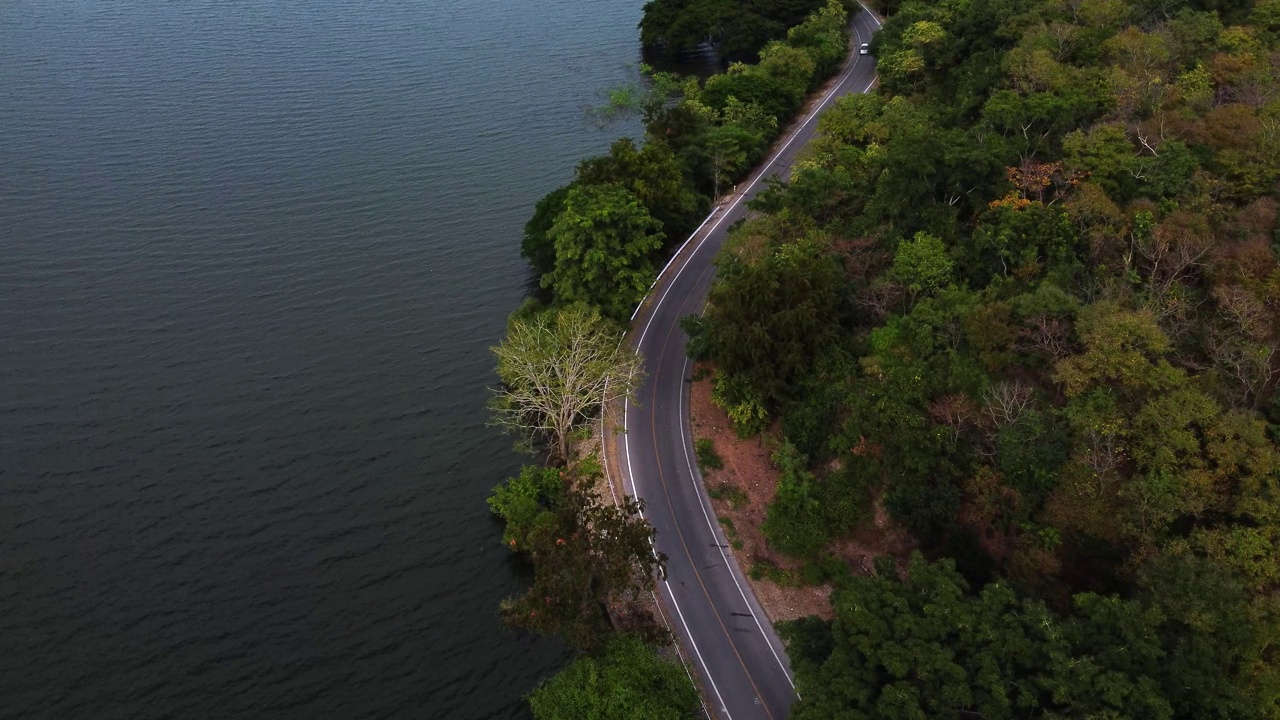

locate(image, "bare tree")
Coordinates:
1047 21 1079 61
982 380 1036 429
857 281 904 322
1021 314 1074 360
1207 332 1280 409
830 237 887 283
1144 283 1204 345
975 380 1036 457
1079 427 1127 493
1129 211 1213 297
1213 284 1271 340
1207 284 1280 408
491 306 644 463
929 394 978 446
1126 211 1213 341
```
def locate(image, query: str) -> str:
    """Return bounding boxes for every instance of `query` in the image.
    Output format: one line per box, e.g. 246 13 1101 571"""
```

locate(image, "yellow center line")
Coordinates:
644 257 777 720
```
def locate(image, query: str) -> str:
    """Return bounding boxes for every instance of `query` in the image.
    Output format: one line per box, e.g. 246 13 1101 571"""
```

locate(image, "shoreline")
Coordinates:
598 6 885 715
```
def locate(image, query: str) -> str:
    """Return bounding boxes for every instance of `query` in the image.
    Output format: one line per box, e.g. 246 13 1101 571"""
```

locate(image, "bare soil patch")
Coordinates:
688 364 916 622
687 367 833 621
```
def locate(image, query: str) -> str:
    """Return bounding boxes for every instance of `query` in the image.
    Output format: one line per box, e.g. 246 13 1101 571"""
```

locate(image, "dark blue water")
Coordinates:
0 1 642 717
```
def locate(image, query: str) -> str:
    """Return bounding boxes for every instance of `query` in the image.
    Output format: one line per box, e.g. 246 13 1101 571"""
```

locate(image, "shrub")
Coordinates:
527 634 700 720
712 370 770 437
694 437 724 472
708 482 749 509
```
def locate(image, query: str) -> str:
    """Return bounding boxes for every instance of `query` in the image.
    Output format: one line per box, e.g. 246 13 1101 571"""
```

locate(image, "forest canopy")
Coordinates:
492 3 859 718
639 0 840 60
681 0 1280 715
520 0 852 323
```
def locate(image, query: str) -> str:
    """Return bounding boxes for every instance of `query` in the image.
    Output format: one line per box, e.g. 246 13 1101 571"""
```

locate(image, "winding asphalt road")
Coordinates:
612 9 881 720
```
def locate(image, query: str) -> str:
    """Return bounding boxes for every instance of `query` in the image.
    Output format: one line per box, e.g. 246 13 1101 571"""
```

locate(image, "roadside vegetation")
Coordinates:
640 0 845 61
527 634 701 720
490 306 642 464
520 0 855 322
684 0 1280 714
694 437 724 471
487 2 860 717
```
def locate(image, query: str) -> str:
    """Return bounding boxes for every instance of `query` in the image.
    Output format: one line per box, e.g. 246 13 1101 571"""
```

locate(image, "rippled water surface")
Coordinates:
0 1 642 716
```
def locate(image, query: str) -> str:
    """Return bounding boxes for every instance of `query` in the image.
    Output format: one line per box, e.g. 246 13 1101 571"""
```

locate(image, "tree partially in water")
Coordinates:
542 184 666 322
639 0 834 61
490 461 666 653
527 634 699 720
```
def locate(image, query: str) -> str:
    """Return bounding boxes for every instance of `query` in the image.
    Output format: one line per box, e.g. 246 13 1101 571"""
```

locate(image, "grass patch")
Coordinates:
694 438 723 472
717 516 745 551
748 558 802 586
707 482 748 509
568 424 594 444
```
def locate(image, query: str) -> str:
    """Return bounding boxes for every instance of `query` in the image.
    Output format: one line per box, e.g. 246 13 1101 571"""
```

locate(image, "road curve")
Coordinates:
612 9 881 720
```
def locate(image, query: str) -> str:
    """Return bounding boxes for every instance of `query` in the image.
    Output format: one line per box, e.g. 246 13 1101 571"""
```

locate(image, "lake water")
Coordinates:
0 1 643 717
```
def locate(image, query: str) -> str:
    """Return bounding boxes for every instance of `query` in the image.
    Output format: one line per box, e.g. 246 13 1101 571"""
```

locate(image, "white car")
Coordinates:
859 43 869 55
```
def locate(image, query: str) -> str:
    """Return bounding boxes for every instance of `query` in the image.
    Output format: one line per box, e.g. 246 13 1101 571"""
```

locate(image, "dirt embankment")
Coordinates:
687 364 915 623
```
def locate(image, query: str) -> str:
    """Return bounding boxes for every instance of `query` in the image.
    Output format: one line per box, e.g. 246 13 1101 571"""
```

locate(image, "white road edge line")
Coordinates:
663 578 732 720
677 355 795 687
623 405 735 720
651 588 716 720
613 7 883 714
601 386 713 719
632 5 881 354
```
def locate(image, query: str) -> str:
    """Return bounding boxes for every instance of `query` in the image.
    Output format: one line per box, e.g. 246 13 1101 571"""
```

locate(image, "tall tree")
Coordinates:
542 184 666 321
576 138 702 241
787 553 1074 720
638 0 827 60
490 305 643 463
523 185 573 279
527 634 699 720
890 231 954 305
787 553 1280 720
703 124 753 199
491 463 667 653
702 236 845 407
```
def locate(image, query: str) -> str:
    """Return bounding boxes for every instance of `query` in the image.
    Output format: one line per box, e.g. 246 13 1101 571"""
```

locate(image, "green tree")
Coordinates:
761 441 826 556
576 138 702 241
787 553 1280 720
720 95 779 137
788 553 1074 720
702 234 845 407
757 41 818 98
638 0 828 60
1061 124 1140 202
1054 303 1181 398
702 67 804 123
1127 554 1280 719
1168 9 1224 67
528 634 700 720
703 124 754 198
786 0 851 78
491 463 666 652
891 231 954 305
1253 0 1280 41
542 184 666 320
488 464 566 546
523 185 572 278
